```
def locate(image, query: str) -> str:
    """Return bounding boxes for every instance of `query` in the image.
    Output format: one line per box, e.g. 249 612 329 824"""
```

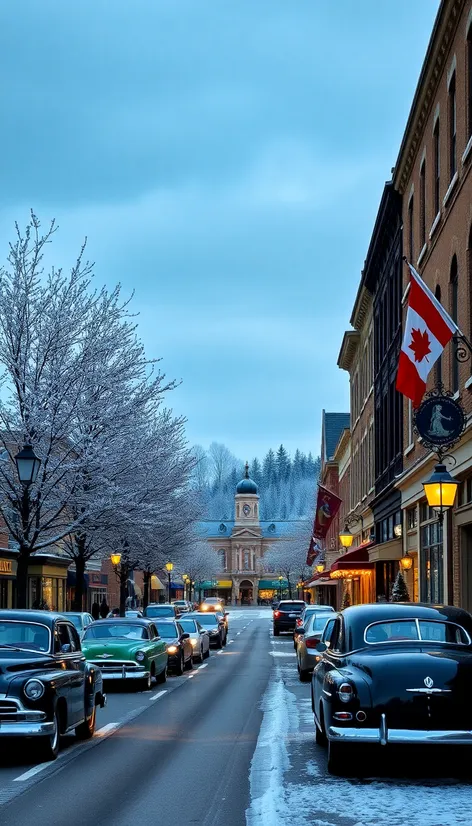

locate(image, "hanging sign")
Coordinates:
415 394 466 449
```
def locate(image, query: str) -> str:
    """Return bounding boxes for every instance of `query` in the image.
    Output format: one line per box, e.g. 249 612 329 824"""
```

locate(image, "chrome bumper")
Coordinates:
0 720 56 737
100 670 149 681
328 713 472 745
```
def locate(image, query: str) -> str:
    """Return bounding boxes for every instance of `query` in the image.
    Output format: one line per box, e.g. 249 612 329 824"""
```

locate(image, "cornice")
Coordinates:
393 0 465 195
350 285 372 332
337 330 360 372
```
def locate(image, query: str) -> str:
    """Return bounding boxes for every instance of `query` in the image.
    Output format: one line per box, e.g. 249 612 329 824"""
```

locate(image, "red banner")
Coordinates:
313 484 341 540
306 535 321 567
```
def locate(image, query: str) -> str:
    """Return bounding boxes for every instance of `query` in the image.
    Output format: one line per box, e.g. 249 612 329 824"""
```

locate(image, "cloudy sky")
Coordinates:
0 1 439 461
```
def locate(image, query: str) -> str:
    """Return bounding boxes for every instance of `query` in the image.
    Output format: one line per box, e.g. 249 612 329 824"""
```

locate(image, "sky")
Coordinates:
0 0 440 462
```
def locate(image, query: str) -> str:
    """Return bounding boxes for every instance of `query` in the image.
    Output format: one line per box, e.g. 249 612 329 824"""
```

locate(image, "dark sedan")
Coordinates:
273 600 306 635
293 605 335 648
155 620 193 675
0 610 105 761
312 603 472 775
186 612 226 648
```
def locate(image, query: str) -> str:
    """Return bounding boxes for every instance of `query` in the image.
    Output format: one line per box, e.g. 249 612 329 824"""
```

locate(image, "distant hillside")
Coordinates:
191 442 320 521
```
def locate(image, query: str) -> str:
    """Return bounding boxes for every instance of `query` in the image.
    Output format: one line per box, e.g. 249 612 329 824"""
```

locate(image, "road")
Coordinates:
2 608 472 826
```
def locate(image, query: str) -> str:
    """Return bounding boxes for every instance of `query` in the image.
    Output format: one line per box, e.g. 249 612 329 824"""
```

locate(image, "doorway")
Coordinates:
0 579 8 608
239 580 253 605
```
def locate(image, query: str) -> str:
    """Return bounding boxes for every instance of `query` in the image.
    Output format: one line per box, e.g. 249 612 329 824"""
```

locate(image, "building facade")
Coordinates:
393 0 472 607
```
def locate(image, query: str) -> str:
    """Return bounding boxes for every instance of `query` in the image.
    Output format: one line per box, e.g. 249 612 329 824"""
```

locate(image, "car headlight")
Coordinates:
135 651 146 662
167 645 178 654
202 605 208 611
190 638 199 647
24 679 45 700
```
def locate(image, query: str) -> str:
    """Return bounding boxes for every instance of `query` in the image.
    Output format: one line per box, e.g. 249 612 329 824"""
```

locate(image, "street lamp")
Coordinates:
297 580 303 599
110 552 122 568
15 444 41 486
182 574 189 600
339 526 354 549
278 575 283 599
400 553 413 571
423 463 459 523
315 562 325 574
165 561 174 603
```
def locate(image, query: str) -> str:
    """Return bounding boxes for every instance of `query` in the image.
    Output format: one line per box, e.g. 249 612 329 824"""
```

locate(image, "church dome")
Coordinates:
236 462 258 495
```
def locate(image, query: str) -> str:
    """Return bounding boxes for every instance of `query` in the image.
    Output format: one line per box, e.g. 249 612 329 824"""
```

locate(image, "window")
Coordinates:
449 72 457 180
460 476 472 506
420 519 443 603
243 550 250 570
407 507 417 530
55 623 72 653
450 256 459 393
433 119 440 216
364 619 468 645
469 226 472 340
468 25 472 140
420 159 426 249
408 195 414 262
218 549 226 571
407 399 413 445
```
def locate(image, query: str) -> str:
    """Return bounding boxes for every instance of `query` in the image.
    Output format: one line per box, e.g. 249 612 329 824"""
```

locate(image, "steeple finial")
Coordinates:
245 461 249 478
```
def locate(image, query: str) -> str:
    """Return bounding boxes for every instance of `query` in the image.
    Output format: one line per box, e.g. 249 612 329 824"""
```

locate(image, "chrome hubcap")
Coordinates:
51 715 59 750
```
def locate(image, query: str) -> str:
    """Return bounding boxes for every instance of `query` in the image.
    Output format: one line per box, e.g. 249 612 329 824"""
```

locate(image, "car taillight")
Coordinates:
306 637 321 649
274 611 280 618
338 683 354 703
296 618 303 627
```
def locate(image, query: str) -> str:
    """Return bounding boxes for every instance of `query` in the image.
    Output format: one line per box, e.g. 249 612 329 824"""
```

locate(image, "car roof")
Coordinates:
0 609 69 626
146 603 174 608
278 600 305 605
342 603 472 648
88 617 153 625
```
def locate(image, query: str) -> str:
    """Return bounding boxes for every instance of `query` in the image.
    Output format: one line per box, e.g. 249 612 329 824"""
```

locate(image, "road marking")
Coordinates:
236 632 241 635
187 673 195 679
269 651 296 657
217 650 224 655
197 663 208 670
13 763 55 782
228 640 234 644
96 722 119 736
149 690 167 701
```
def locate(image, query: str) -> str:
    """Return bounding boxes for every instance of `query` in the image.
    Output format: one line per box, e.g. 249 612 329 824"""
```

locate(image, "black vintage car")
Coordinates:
0 610 106 761
311 603 472 775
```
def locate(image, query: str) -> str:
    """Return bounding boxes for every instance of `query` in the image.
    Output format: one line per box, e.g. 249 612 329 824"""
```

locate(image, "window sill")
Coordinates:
443 171 458 207
462 135 472 165
417 243 428 268
404 443 415 456
465 376 472 390
429 211 441 239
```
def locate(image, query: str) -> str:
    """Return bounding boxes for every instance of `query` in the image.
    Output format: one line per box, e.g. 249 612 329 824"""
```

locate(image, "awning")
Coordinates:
330 543 375 576
258 579 288 589
151 575 165 590
305 577 337 587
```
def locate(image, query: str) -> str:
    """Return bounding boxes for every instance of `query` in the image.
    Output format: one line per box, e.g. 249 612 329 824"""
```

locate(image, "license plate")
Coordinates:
289 613 296 618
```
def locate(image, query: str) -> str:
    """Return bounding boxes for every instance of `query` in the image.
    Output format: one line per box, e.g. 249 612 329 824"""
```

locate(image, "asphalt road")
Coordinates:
0 609 272 826
3 608 472 826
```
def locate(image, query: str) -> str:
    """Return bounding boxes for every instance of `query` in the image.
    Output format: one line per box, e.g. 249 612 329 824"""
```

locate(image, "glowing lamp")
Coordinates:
15 444 41 486
110 553 121 567
165 561 174 573
316 562 325 574
400 554 413 571
339 527 354 549
423 464 458 517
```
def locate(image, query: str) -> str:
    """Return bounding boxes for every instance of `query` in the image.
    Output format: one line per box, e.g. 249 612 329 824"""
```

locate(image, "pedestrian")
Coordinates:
91 601 100 621
99 598 109 619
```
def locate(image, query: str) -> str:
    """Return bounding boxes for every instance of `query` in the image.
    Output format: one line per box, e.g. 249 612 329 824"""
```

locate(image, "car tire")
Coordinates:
175 654 184 675
185 654 193 671
327 740 348 776
204 646 210 659
273 627 280 636
138 672 152 691
315 705 327 746
216 636 223 649
156 665 167 684
75 705 96 740
299 665 311 683
194 647 203 663
38 707 60 761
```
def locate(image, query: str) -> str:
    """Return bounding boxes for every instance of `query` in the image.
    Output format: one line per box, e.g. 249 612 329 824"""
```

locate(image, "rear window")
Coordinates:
145 606 174 618
365 619 470 646
278 602 305 613
306 614 330 634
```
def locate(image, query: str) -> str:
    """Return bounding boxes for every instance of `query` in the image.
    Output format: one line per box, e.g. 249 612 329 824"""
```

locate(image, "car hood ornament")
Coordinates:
97 653 114 659
424 676 434 688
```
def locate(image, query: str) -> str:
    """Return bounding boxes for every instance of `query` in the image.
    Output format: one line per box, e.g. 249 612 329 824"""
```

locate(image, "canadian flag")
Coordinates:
396 262 460 407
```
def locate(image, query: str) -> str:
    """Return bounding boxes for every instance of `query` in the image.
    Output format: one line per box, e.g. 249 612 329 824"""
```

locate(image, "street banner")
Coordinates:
306 535 322 567
396 261 459 407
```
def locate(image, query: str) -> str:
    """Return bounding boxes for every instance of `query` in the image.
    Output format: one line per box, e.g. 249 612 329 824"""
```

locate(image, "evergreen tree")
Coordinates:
391 570 410 602
251 457 262 487
341 589 351 610
263 449 276 488
276 444 290 483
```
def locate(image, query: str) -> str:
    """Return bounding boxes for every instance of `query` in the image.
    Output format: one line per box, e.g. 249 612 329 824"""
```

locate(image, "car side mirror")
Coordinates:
200 629 207 635
181 633 190 640
315 641 327 653
61 643 72 653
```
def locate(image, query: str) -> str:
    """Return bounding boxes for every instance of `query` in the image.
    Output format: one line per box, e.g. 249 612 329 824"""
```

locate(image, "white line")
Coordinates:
228 640 234 644
197 663 208 670
217 650 224 655
236 632 241 636
187 673 195 679
96 722 119 736
13 763 54 782
149 690 167 701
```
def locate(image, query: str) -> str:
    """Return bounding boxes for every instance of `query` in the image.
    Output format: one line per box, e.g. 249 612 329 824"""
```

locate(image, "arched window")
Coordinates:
450 256 459 393
435 285 442 387
243 550 250 570
448 71 457 180
468 226 472 340
236 504 240 518
218 549 226 572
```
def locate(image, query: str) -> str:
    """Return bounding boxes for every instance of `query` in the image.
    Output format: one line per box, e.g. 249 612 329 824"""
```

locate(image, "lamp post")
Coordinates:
423 463 459 524
14 444 42 609
297 580 303 599
278 575 283 600
165 561 174 603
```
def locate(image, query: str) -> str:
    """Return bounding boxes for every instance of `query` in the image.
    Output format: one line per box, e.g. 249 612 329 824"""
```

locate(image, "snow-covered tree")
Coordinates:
263 520 312 598
391 569 410 602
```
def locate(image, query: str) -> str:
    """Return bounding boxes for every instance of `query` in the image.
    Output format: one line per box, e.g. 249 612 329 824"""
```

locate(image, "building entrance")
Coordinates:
239 580 253 605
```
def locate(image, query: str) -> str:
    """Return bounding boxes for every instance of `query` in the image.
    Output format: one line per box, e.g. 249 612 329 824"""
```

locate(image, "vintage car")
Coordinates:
82 618 168 690
0 609 106 761
312 603 472 775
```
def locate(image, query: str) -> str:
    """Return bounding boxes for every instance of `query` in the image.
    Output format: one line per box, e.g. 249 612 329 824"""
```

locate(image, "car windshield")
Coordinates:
145 606 174 618
178 620 198 634
84 624 149 640
279 602 305 612
306 614 330 634
189 614 217 627
0 621 50 652
155 622 178 639
66 615 83 629
365 619 470 645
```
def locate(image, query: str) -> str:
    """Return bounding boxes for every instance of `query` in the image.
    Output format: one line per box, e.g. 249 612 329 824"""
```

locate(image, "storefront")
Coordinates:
199 580 233 602
329 544 375 606
28 556 70 611
305 573 338 608
368 537 402 602
0 554 17 608
258 578 288 603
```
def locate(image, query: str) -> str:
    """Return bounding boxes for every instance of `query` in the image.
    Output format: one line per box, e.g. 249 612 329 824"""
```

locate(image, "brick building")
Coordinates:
393 0 472 607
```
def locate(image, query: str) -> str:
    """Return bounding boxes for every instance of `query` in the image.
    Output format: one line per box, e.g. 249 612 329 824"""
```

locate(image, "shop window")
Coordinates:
420 520 444 603
407 507 418 530
420 502 439 523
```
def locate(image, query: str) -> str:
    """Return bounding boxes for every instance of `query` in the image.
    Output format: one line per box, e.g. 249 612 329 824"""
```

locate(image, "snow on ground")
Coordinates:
246 629 472 826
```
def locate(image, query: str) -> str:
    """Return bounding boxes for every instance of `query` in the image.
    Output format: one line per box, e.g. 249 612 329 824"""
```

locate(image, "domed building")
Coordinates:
197 463 293 605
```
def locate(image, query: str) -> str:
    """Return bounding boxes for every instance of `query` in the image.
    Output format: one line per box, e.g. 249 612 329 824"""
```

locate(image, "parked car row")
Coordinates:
274 599 472 777
0 598 229 763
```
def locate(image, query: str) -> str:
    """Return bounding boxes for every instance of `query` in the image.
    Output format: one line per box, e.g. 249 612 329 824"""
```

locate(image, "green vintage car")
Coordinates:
82 618 168 691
